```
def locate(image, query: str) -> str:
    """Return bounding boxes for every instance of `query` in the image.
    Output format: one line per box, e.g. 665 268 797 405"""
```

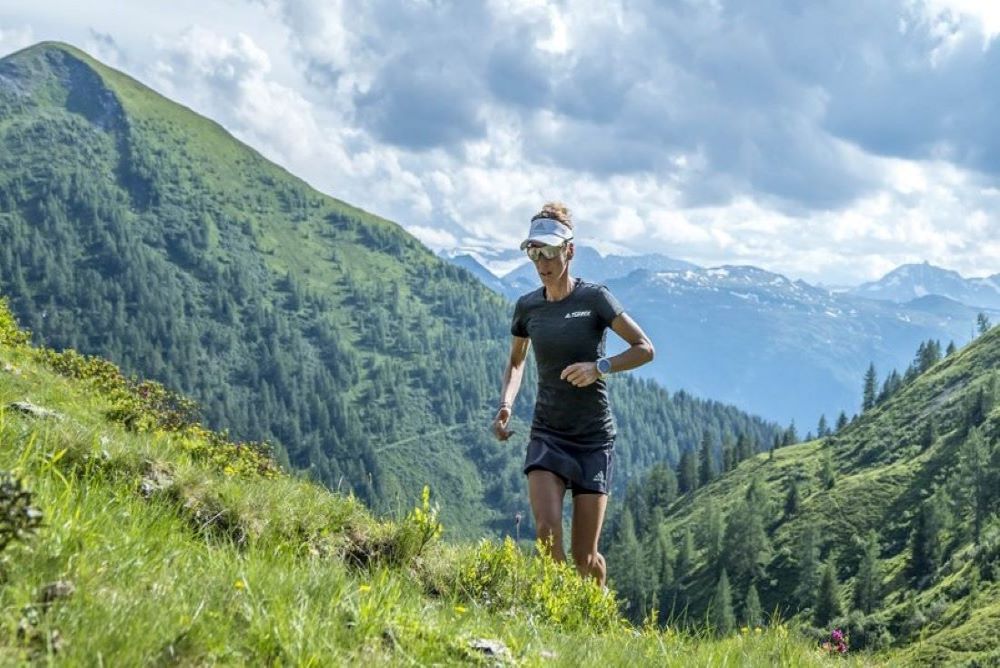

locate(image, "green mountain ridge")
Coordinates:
605 324 1000 664
0 42 781 537
0 297 841 664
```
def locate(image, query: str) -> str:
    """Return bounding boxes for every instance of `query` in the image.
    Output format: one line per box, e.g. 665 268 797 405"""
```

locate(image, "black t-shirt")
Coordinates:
511 278 625 446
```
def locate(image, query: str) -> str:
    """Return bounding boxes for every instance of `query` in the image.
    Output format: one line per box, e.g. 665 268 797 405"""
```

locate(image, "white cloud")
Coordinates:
0 25 34 54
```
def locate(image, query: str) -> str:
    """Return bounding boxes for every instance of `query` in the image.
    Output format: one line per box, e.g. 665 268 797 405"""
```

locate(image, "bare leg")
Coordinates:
571 492 608 587
528 470 567 562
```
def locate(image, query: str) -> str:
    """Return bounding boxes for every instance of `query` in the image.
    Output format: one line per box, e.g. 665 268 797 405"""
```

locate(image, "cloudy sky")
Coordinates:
2 1 999 284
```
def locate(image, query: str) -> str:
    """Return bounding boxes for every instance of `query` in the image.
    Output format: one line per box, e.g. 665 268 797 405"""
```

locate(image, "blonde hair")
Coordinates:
531 201 573 229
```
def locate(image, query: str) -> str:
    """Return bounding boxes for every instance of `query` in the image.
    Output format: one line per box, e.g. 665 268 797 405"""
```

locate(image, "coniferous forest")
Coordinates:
0 43 780 537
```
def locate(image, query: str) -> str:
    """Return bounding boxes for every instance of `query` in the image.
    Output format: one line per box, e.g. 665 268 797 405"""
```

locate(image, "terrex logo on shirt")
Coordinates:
564 310 592 319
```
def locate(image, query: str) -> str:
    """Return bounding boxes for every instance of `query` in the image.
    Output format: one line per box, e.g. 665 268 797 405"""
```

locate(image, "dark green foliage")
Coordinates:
783 479 800 518
610 511 652 620
698 431 716 487
818 451 835 490
852 531 881 614
908 496 947 586
814 561 842 628
863 363 878 412
919 417 936 451
794 524 821 608
722 488 771 584
957 427 992 543
678 450 698 494
946 340 957 356
743 581 763 628
817 414 830 438
701 501 724 568
835 411 849 432
0 473 43 553
710 568 735 635
781 421 798 447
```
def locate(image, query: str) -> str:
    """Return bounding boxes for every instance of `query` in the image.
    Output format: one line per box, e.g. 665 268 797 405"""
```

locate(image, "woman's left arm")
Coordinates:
606 313 655 372
560 313 655 387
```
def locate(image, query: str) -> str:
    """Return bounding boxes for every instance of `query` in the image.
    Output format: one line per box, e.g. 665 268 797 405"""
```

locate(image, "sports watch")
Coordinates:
596 357 612 377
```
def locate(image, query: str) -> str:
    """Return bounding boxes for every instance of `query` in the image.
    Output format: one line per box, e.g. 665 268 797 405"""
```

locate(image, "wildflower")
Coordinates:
740 626 750 635
234 579 246 590
454 605 467 614
359 585 371 593
754 627 762 635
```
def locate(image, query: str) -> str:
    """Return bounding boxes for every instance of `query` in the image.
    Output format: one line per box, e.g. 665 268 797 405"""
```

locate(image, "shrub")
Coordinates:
457 537 621 632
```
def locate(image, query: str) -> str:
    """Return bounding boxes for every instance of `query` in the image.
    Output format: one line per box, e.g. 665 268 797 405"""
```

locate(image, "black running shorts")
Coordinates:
523 432 614 496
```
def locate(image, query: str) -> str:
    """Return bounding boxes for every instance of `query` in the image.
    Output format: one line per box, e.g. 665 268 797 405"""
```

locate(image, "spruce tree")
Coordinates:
678 450 698 494
612 511 652 619
852 531 881 614
863 363 878 411
977 312 992 336
817 414 829 438
819 451 836 489
699 431 716 487
703 501 725 568
794 524 821 607
814 560 843 627
724 495 771 583
908 497 945 586
919 418 936 451
676 526 695 576
958 427 990 543
784 479 801 518
946 340 957 356
744 581 764 627
835 411 849 432
711 568 736 635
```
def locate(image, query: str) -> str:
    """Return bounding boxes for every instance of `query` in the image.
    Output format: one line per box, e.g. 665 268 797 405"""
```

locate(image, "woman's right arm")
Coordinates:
493 336 530 441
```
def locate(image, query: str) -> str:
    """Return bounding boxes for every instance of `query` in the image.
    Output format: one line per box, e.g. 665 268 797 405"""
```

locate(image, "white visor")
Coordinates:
519 218 574 249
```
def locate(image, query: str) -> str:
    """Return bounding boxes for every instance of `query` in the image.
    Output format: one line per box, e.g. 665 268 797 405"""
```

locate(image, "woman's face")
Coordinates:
528 241 573 285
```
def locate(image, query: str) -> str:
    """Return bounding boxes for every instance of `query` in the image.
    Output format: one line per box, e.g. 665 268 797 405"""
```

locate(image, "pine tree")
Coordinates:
784 479 801 518
724 494 771 583
698 431 716 487
819 451 836 489
835 411 849 432
817 414 830 438
794 525 821 607
958 427 991 543
703 501 725 567
814 560 843 627
946 340 957 356
977 312 992 336
612 511 652 619
744 581 764 627
675 526 695 576
862 363 878 411
782 420 798 447
678 450 698 494
852 531 881 614
711 568 736 635
908 497 945 585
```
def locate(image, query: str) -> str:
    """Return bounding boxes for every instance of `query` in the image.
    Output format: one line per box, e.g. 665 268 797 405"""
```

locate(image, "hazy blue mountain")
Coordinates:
500 245 698 296
603 265 999 429
436 252 512 297
851 261 1000 309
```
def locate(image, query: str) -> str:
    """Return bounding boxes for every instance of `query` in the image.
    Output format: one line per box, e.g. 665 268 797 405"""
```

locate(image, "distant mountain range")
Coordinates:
850 261 1000 309
442 250 998 429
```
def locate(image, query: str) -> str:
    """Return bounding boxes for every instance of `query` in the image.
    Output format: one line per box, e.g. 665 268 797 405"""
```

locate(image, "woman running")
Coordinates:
492 202 655 587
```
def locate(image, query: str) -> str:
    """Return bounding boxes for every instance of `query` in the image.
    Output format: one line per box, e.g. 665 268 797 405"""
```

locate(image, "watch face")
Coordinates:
598 358 611 374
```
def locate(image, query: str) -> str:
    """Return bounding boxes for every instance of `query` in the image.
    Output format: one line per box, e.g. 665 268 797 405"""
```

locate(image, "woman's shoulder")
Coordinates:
516 287 545 307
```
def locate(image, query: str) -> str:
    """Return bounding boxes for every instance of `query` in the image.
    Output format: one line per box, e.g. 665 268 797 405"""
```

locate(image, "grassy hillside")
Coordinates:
0 42 781 538
616 324 1000 665
0 299 853 665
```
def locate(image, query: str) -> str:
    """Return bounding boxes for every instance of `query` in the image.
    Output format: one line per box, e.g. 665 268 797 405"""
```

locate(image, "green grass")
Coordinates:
0 316 857 665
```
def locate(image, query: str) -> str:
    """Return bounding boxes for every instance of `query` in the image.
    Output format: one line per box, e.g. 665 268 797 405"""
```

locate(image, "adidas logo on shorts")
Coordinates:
592 471 605 484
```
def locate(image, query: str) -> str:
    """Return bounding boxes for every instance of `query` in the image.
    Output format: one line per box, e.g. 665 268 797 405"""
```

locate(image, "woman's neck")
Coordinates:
544 273 575 302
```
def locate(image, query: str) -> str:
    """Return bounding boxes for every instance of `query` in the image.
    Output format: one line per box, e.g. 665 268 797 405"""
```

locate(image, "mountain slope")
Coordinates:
607 323 1000 664
0 42 781 536
0 298 835 665
605 266 999 428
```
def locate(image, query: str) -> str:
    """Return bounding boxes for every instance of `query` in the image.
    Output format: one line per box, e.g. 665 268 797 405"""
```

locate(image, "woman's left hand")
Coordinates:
560 362 600 387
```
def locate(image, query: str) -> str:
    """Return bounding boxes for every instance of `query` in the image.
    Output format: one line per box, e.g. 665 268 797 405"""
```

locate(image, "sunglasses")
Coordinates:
525 243 567 261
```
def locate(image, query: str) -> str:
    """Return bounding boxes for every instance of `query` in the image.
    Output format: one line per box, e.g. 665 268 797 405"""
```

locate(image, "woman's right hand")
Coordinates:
492 406 513 441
